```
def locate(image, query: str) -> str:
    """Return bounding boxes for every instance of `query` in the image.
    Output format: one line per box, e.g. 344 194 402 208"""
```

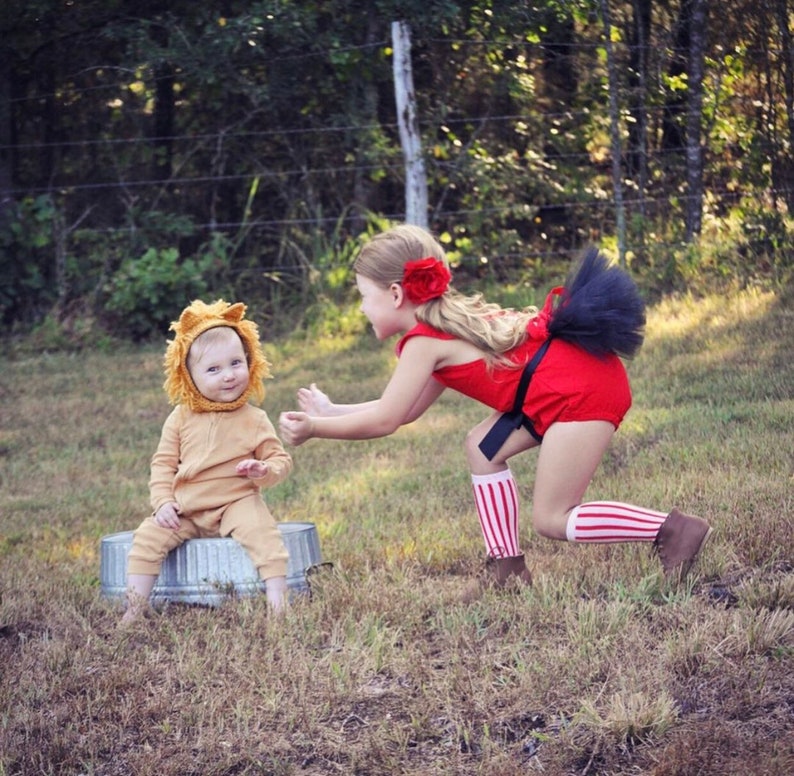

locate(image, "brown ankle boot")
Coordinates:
494 553 533 587
460 553 533 603
654 508 712 577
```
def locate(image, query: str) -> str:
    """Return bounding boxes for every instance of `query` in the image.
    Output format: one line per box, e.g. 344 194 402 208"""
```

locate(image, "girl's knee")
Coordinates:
531 514 554 539
531 508 568 541
464 427 495 469
463 427 480 459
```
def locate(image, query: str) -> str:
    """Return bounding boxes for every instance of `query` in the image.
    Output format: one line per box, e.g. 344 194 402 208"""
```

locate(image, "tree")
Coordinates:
600 0 628 264
626 0 651 235
774 0 794 214
684 0 707 241
392 20 428 227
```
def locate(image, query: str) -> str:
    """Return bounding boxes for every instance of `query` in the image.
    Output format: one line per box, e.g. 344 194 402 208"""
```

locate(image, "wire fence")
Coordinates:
3 27 791 278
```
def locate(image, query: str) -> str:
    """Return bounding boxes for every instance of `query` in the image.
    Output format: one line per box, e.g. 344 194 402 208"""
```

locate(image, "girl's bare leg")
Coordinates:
532 420 711 573
467 416 710 577
465 411 539 474
531 420 616 540
463 415 539 590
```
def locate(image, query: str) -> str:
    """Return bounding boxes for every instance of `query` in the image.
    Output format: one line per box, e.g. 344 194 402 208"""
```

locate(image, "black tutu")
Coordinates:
548 248 646 359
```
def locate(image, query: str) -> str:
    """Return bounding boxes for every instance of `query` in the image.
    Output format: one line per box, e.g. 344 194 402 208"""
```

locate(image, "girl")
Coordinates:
279 224 711 591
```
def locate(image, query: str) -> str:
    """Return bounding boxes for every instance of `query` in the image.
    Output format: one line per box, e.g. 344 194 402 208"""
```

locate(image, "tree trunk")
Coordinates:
627 0 651 234
0 37 14 221
661 0 692 155
540 12 577 104
600 0 627 266
775 0 794 214
351 13 381 233
151 19 174 181
153 62 175 181
392 20 428 228
685 0 707 241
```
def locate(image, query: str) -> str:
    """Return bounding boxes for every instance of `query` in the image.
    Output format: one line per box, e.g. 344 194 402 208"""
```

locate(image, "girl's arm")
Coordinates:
296 379 439 423
280 337 445 445
296 383 377 417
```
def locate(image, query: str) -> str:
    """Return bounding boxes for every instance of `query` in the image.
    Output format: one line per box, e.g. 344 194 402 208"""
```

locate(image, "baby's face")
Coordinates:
187 329 250 404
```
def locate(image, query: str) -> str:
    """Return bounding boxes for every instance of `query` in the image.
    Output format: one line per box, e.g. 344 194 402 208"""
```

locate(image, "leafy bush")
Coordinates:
104 247 213 340
0 195 57 327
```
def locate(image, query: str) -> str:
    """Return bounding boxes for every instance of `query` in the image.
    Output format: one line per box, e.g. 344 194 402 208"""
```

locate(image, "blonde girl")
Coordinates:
279 225 711 591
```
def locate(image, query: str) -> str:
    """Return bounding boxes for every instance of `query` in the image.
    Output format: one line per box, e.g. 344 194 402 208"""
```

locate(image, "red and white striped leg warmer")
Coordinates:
565 501 667 543
471 469 520 558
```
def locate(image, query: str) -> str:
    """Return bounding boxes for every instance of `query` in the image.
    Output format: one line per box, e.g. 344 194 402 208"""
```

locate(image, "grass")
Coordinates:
1 284 793 775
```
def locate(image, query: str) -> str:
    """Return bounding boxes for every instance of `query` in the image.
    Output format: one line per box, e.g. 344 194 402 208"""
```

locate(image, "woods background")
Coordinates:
1 0 792 343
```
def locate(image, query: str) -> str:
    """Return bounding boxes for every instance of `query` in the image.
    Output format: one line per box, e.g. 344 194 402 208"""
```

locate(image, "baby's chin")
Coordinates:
211 391 247 404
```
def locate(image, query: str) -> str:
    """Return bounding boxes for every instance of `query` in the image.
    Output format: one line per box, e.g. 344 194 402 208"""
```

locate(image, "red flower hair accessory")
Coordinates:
402 257 451 304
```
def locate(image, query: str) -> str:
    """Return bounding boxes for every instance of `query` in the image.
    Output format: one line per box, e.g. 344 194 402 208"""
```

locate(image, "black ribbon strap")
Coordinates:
478 337 552 460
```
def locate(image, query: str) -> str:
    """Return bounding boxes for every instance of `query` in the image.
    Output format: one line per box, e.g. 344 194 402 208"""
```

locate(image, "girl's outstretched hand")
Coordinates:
297 383 333 415
279 411 313 446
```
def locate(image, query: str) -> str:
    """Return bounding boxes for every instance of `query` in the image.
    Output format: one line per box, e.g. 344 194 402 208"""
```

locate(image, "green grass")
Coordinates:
1 285 793 775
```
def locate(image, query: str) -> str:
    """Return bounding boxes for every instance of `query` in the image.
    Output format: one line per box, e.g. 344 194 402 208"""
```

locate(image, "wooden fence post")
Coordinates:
392 20 428 228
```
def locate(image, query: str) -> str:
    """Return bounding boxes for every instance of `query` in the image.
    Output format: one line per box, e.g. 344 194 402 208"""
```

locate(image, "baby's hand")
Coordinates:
279 411 313 447
153 502 181 530
236 459 269 479
297 383 332 416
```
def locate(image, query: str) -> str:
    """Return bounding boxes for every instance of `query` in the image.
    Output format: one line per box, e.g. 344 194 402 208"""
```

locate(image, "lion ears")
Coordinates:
171 300 247 338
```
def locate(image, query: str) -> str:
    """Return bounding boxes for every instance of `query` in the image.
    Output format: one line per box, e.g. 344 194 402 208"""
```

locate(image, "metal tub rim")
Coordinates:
100 520 322 606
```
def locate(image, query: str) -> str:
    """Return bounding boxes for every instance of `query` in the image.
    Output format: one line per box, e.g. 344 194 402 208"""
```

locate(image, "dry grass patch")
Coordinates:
2 286 793 775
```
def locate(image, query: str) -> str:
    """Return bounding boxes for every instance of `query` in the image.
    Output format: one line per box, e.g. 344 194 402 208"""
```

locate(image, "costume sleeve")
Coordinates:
148 407 181 513
252 411 293 488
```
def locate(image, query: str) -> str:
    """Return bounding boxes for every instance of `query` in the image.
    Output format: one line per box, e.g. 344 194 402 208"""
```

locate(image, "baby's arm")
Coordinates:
240 411 293 487
236 459 270 479
153 501 181 530
149 408 181 517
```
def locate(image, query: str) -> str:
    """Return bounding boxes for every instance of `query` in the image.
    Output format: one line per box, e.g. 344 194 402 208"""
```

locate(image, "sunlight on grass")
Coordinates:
275 330 362 362
645 287 776 340
64 535 98 562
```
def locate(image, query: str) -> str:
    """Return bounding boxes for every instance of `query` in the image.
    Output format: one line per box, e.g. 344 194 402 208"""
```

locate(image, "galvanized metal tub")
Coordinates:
100 521 322 606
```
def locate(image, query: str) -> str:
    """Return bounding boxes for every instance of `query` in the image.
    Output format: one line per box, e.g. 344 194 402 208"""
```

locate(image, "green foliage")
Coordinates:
20 310 117 353
104 247 214 341
272 210 380 339
2 0 794 344
0 195 57 327
639 197 794 293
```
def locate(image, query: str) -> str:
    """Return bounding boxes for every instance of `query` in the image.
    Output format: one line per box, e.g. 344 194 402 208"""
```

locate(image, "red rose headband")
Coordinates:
401 257 452 305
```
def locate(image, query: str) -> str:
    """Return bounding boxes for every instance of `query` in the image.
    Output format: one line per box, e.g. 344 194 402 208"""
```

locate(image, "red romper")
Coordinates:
396 295 632 443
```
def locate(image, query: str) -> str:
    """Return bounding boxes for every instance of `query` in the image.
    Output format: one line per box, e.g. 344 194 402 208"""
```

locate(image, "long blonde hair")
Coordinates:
353 224 536 362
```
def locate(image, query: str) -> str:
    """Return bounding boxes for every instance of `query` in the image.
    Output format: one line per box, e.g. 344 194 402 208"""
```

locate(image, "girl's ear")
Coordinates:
389 282 406 307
